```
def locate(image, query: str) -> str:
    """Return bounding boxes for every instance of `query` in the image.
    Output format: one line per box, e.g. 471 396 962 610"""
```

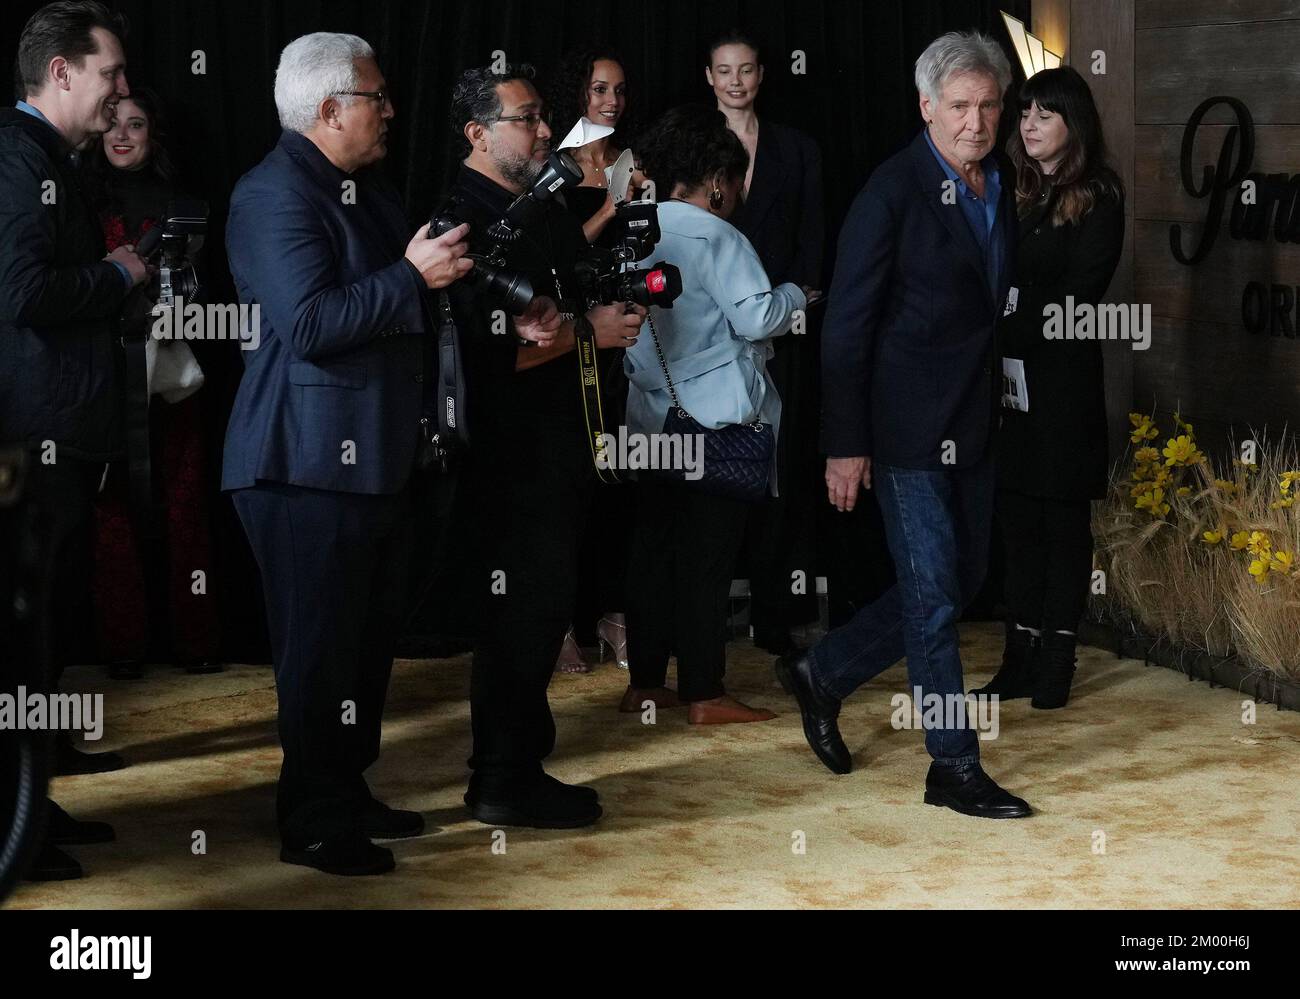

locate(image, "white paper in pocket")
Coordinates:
1001 356 1028 412
1003 286 1019 317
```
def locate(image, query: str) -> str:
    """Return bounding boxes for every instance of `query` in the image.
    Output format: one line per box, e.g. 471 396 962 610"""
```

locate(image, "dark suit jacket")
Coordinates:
997 184 1124 499
732 119 824 290
820 130 1016 470
0 108 129 460
222 130 429 495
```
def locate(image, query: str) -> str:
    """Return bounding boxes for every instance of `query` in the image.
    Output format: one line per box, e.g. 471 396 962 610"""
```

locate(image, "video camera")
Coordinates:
428 150 584 315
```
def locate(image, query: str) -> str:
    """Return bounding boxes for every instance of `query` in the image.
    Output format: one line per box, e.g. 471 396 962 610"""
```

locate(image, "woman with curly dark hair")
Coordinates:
619 105 805 724
546 49 642 675
545 48 641 244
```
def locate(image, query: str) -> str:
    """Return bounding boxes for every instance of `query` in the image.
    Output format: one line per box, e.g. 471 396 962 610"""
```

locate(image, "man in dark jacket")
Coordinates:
0 0 148 881
778 32 1034 819
224 32 562 876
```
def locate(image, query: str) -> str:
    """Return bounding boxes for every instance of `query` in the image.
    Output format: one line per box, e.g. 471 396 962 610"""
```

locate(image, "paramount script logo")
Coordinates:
1170 96 1300 337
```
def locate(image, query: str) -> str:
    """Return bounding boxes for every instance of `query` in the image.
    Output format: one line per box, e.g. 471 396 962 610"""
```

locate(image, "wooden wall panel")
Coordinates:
1134 125 1300 222
1136 21 1300 124
1133 318 1300 437
1135 220 1300 328
1069 0 1136 459
1136 0 1300 29
1129 1 1300 447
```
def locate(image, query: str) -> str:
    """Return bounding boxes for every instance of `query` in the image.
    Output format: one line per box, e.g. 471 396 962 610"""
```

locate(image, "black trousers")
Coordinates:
996 488 1093 634
232 480 413 845
25 456 103 685
741 340 819 636
624 479 748 702
572 481 629 644
467 417 593 799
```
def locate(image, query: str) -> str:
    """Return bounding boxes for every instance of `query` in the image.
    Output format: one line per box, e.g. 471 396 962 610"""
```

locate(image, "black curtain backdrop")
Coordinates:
1 0 1032 663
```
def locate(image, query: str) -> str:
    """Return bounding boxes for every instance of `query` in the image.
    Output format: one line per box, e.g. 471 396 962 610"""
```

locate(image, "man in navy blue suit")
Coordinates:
222 32 559 875
778 32 1034 819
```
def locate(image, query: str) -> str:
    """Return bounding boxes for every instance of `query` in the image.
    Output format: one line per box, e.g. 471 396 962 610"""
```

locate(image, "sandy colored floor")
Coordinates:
9 621 1300 909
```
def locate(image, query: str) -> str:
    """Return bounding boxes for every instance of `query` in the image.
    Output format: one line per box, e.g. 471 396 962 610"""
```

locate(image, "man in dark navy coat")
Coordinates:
778 32 1034 819
0 0 145 882
223 32 558 875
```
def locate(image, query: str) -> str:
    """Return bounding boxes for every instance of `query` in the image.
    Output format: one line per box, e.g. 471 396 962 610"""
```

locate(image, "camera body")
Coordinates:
574 200 682 310
136 198 208 308
428 151 584 315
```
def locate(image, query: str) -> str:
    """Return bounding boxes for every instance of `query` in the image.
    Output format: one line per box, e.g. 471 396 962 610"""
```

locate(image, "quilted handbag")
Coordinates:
645 312 773 504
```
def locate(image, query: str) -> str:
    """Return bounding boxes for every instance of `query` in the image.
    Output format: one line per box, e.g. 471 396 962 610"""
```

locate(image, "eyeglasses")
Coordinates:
494 111 546 131
337 89 390 110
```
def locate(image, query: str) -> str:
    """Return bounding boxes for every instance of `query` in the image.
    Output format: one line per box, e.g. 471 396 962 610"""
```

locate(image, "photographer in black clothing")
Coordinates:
443 65 645 828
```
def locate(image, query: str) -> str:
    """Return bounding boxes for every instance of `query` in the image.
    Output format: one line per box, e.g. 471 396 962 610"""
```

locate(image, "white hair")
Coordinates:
914 30 1012 105
274 32 375 134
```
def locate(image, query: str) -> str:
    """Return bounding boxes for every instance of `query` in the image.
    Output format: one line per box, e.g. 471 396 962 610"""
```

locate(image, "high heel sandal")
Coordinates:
555 628 590 674
597 616 629 670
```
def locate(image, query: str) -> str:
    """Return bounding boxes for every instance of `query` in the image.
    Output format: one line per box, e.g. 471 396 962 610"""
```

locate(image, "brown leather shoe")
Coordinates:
687 695 777 725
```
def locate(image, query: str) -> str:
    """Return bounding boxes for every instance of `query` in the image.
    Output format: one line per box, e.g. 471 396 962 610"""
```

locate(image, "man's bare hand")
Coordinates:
515 296 561 348
826 456 872 512
106 244 148 287
404 222 473 290
587 302 647 349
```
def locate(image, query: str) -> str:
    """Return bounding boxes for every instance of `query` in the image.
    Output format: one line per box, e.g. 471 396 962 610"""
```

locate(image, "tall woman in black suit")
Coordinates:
707 29 825 656
974 66 1124 709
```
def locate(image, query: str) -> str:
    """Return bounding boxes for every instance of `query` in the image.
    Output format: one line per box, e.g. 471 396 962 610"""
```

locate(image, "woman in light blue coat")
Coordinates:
619 105 805 725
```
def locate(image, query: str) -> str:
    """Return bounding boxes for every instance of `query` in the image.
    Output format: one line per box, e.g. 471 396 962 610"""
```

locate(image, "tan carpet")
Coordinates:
9 622 1300 909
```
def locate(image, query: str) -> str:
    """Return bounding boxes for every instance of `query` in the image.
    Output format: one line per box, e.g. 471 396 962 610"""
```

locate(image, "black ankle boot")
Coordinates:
970 624 1035 700
1032 631 1077 709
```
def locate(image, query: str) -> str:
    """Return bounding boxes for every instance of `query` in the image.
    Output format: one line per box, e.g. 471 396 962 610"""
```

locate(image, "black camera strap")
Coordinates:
574 313 620 484
420 290 469 471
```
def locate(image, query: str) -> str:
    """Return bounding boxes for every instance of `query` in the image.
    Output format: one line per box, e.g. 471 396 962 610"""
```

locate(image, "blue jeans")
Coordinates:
808 453 994 766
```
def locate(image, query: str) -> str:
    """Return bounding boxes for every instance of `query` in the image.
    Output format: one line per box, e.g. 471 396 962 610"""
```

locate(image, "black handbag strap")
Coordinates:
645 312 763 429
644 310 689 417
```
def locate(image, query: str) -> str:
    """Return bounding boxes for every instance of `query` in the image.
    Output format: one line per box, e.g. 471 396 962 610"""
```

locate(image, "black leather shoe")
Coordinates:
362 799 425 840
466 774 602 828
280 836 395 876
775 651 851 775
538 772 598 802
24 842 83 881
55 737 127 776
923 762 1032 819
47 800 115 845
